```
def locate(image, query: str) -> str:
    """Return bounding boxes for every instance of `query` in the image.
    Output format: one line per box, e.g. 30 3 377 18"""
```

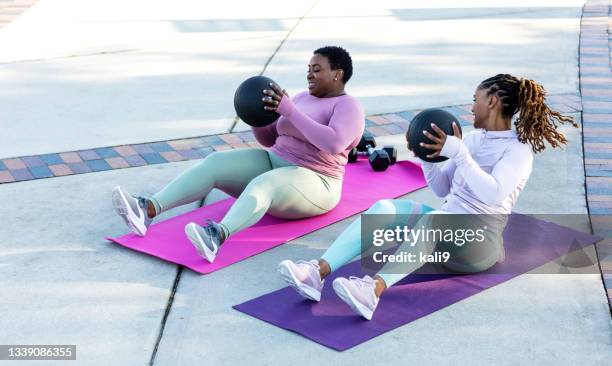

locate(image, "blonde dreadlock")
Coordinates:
478 74 577 153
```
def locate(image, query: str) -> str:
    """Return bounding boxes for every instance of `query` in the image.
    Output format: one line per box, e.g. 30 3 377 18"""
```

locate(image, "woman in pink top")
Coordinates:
112 46 365 263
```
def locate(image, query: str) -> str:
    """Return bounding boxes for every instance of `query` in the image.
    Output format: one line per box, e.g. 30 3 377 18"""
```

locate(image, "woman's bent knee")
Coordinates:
366 199 398 215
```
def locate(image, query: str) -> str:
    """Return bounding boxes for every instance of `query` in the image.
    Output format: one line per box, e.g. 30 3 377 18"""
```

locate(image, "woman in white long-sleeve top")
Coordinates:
278 74 577 320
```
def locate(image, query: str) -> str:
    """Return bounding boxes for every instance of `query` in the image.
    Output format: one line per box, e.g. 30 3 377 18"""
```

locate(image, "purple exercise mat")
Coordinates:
233 214 602 351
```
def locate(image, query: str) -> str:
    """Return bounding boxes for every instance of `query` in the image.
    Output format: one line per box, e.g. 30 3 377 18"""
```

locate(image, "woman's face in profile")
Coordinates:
472 87 490 129
307 54 339 97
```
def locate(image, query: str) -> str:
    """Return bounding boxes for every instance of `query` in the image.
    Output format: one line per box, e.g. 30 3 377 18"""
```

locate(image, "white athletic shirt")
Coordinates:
421 129 534 215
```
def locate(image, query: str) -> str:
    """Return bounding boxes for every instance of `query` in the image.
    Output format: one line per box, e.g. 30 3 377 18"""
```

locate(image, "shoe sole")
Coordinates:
277 262 321 302
112 186 146 237
185 223 216 263
332 280 374 320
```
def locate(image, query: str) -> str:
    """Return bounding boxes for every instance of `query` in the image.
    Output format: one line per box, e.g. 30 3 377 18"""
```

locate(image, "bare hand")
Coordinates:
419 122 462 159
262 83 289 112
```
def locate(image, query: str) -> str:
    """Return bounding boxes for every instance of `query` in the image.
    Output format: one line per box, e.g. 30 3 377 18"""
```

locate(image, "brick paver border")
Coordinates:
0 0 38 31
0 97 580 184
581 0 612 313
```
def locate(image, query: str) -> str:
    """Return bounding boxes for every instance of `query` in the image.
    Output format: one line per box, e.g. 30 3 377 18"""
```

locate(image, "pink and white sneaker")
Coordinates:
332 275 379 320
278 259 324 301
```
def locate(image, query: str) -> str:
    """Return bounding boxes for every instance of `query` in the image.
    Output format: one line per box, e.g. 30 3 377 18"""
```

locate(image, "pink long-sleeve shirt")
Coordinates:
251 91 365 179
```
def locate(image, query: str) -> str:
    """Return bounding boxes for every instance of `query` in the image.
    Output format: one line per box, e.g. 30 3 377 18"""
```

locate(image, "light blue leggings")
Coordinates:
149 148 343 238
320 199 505 287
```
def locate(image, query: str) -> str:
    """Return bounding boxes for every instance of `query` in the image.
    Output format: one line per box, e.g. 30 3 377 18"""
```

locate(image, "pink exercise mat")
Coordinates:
106 158 427 274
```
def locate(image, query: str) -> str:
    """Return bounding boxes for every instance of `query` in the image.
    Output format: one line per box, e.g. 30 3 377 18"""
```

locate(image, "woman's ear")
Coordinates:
487 94 498 110
335 69 344 81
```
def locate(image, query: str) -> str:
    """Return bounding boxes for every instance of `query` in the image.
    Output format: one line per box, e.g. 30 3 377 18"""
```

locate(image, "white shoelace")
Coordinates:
295 260 320 270
347 275 375 288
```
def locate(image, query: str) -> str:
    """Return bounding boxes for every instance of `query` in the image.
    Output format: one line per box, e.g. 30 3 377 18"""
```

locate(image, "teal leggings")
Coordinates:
150 148 343 237
320 199 505 287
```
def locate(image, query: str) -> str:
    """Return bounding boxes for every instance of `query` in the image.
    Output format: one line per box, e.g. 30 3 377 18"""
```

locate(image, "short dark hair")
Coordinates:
314 46 353 83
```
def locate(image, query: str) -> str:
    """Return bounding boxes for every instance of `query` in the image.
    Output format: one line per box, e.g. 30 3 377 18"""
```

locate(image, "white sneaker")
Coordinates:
278 259 324 301
185 220 223 263
333 275 379 320
112 186 152 236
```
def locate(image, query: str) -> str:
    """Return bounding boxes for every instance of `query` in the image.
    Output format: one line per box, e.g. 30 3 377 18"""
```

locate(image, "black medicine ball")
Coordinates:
408 108 462 163
234 75 281 127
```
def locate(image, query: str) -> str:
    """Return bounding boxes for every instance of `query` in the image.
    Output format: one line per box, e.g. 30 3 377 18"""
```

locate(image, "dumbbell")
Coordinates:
356 131 377 152
348 134 398 171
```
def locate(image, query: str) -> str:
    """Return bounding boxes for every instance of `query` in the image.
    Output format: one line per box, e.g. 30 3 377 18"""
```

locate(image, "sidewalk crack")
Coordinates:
149 266 183 366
